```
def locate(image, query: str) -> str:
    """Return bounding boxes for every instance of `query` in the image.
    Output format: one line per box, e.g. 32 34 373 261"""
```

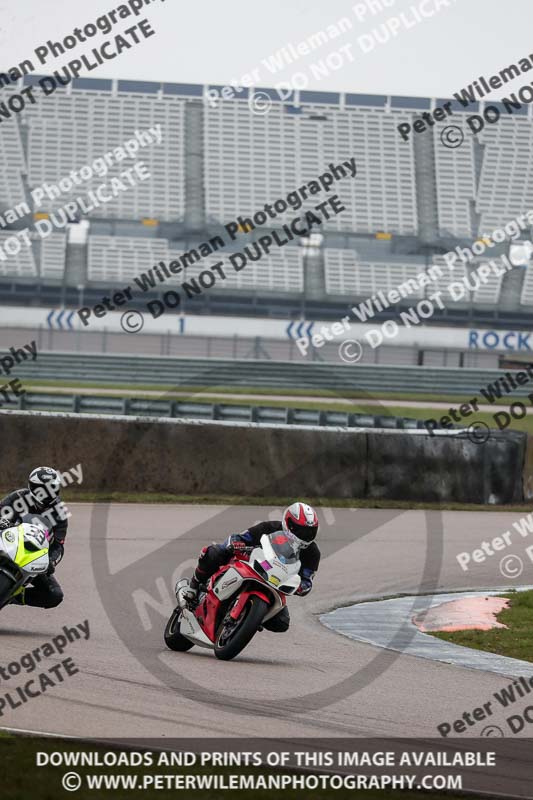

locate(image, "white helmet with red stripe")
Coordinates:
282 502 318 548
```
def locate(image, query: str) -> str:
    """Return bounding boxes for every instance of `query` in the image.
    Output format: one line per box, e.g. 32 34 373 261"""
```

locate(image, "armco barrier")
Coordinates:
12 351 533 398
0 410 526 504
8 390 436 430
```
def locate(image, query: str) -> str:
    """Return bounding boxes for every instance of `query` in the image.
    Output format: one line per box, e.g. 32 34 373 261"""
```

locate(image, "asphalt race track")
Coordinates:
0 503 531 742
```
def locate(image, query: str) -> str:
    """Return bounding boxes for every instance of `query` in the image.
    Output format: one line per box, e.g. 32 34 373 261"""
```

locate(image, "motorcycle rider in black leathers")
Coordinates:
184 502 320 632
0 467 68 608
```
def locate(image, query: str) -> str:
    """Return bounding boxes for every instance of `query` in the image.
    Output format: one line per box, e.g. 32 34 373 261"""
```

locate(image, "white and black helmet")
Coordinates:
28 466 61 508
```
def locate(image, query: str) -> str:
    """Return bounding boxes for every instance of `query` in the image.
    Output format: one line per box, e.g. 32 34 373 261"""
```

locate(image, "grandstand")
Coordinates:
88 235 170 284
1 77 533 324
325 250 426 299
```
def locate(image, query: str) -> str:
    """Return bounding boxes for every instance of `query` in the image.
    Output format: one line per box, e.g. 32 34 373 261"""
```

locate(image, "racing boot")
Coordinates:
8 586 26 605
181 575 201 606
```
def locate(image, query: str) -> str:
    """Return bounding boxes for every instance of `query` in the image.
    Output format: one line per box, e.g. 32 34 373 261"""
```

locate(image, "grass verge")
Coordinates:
432 590 533 661
21 378 515 407
7 490 531 513
18 384 533 434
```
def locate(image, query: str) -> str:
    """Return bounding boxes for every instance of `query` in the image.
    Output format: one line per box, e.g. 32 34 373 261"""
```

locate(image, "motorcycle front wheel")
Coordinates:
214 596 268 661
0 572 18 611
164 609 194 651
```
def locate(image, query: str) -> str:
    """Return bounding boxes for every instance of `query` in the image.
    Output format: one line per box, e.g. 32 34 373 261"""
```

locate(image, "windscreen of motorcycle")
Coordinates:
267 532 300 564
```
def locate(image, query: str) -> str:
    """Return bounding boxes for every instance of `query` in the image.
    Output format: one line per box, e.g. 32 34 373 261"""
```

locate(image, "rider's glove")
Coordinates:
296 569 315 596
225 533 253 559
229 539 251 559
48 541 64 574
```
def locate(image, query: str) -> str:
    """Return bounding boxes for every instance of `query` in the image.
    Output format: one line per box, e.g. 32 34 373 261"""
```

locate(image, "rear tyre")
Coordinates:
164 609 194 652
215 596 268 661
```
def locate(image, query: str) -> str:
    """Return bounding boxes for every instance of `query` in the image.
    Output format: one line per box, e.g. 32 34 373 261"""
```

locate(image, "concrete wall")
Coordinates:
0 411 527 505
367 429 525 505
523 435 533 501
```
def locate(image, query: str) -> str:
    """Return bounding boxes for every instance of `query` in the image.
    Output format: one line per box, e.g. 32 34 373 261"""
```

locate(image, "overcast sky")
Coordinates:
0 0 531 99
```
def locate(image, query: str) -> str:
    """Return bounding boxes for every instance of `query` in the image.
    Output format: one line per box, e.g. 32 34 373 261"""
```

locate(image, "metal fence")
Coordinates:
0 327 499 369
9 351 532 398
6 390 434 429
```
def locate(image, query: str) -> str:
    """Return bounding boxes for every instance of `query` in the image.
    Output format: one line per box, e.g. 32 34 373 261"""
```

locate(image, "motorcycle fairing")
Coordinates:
0 524 49 573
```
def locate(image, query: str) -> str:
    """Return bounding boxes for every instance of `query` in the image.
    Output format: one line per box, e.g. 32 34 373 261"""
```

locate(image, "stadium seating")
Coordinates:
0 77 531 308
470 262 504 305
476 116 533 234
24 85 185 222
88 235 170 283
325 248 425 298
520 263 533 306
0 95 28 217
167 245 304 293
204 99 418 235
0 231 37 277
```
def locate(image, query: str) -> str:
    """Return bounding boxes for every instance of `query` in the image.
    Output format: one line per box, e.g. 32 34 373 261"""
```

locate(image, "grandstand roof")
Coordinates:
18 76 509 116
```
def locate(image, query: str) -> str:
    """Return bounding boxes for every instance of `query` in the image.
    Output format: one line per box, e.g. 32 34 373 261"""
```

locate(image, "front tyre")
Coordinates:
215 596 268 661
0 572 18 611
164 609 194 652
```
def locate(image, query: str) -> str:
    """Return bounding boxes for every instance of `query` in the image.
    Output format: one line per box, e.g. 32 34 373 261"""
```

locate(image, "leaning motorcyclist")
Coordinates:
0 467 68 608
184 502 320 632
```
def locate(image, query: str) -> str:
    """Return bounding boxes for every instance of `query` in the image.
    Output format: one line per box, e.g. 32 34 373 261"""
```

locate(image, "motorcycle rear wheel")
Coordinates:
215 596 268 661
164 609 194 651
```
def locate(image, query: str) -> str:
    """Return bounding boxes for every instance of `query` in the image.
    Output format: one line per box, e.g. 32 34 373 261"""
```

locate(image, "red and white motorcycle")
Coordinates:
164 532 302 660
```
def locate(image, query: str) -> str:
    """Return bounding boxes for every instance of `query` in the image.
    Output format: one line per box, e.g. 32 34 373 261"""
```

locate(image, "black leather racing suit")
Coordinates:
0 489 68 608
193 520 320 632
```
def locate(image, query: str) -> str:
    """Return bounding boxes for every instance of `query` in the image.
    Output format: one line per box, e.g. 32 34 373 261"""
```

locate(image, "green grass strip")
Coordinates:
433 590 533 661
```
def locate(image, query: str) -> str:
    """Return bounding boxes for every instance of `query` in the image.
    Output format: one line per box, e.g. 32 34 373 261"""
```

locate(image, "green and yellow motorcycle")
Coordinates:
0 521 50 609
